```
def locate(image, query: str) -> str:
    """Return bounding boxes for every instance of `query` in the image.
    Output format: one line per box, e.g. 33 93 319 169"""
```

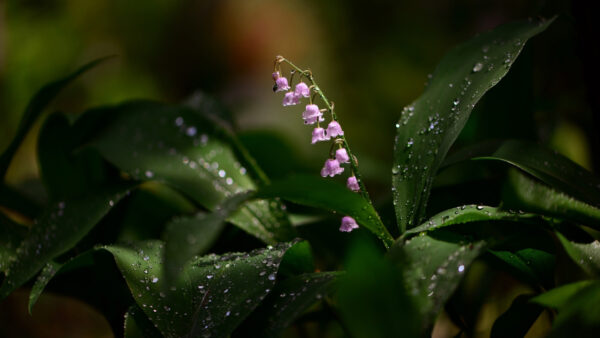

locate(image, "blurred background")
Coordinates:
1 0 598 192
1 0 599 336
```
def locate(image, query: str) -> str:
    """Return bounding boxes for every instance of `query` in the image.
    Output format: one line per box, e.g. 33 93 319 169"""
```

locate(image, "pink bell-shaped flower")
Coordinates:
339 216 359 232
326 121 344 138
272 71 280 81
294 82 310 98
335 148 350 163
347 176 360 192
283 92 300 106
311 127 329 144
275 76 291 92
302 104 324 125
320 158 344 177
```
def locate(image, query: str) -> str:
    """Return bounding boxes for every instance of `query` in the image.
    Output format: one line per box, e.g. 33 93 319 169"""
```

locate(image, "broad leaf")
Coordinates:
163 192 252 285
446 140 600 207
489 248 555 289
490 294 543 338
0 183 133 300
38 113 110 200
28 250 96 313
28 261 61 313
0 57 111 180
124 304 163 338
392 18 554 232
541 282 600 338
338 240 420 338
256 174 394 247
0 183 42 219
556 233 600 277
79 101 294 244
391 231 487 331
503 170 600 229
0 213 27 272
104 240 296 338
236 272 341 337
405 204 538 235
531 280 596 309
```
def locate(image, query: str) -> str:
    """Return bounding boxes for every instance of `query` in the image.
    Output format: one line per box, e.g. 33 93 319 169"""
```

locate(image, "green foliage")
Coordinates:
392 19 554 233
0 56 112 180
257 174 394 247
3 15 600 337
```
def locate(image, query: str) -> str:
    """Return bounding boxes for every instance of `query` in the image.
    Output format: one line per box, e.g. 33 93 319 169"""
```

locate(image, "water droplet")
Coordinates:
476 205 484 210
145 170 154 178
458 264 465 273
472 62 483 73
206 275 213 279
448 83 454 88
268 273 276 281
175 117 184 126
218 170 226 178
186 126 197 137
152 277 159 283
406 138 414 148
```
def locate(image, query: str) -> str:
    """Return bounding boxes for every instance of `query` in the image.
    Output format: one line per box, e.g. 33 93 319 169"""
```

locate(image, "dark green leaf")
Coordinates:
543 282 600 338
490 294 543 338
449 140 600 207
489 248 555 289
392 19 554 232
163 192 252 285
256 174 394 248
124 304 163 338
0 57 112 180
37 113 111 200
80 101 294 244
531 280 596 309
0 183 42 219
0 183 133 300
28 261 62 314
118 182 196 242
391 231 487 331
338 240 420 338
503 170 600 229
104 240 296 338
277 240 315 278
0 213 27 273
27 250 96 313
237 272 341 337
405 204 538 235
556 233 600 277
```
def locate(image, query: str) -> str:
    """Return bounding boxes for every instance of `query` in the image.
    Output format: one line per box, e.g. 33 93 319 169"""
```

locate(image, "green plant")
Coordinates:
2 16 599 337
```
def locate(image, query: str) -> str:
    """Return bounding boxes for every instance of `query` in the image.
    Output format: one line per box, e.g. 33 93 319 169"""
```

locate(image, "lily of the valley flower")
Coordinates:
283 92 300 106
326 121 344 138
311 127 328 144
295 82 311 98
303 104 324 125
275 76 290 92
320 158 344 177
335 148 350 163
347 176 360 191
340 216 359 232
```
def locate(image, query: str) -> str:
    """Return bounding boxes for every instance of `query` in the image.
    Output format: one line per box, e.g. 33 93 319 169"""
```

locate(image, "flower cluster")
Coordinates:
273 61 362 233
